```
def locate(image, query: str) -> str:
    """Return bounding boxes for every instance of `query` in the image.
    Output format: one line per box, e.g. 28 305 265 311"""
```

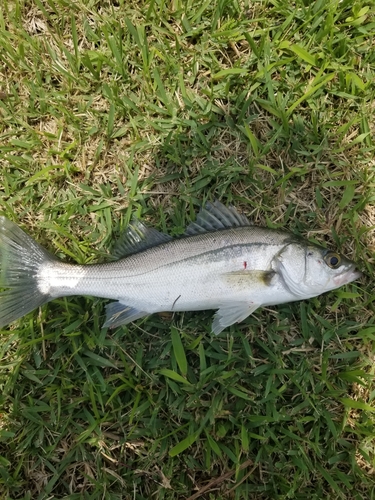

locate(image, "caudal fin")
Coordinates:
0 217 56 328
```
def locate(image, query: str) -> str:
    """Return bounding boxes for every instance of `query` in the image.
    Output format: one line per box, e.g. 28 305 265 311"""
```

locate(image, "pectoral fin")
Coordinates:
224 270 276 287
211 302 260 335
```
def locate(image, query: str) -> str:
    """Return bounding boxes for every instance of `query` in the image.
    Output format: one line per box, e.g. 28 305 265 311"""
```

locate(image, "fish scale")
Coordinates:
0 201 361 334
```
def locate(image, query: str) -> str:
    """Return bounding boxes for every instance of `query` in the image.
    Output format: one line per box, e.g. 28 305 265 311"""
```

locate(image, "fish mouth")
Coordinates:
333 268 362 287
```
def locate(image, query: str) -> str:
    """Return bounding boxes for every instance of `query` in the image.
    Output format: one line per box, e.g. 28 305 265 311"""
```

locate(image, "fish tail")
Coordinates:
0 216 56 328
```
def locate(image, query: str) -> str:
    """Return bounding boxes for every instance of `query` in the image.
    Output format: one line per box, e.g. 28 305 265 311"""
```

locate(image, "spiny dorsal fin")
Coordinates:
185 200 250 236
112 220 173 259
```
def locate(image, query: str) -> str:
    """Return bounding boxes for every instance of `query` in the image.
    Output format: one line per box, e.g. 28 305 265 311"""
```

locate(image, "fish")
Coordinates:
0 201 362 334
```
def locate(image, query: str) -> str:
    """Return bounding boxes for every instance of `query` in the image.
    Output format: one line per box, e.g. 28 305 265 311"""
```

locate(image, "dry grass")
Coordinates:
0 0 374 498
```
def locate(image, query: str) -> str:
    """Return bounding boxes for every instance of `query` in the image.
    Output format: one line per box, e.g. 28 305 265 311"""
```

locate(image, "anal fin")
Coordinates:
103 301 148 329
212 302 260 335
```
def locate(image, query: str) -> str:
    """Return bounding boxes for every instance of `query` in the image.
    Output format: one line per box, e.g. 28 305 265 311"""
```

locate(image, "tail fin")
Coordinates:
0 217 57 328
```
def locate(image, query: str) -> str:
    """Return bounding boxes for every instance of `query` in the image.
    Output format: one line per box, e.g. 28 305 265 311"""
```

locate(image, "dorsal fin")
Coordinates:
112 220 173 259
185 200 250 235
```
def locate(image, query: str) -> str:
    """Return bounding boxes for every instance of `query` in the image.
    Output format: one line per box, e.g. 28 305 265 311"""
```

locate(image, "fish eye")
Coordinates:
324 252 341 269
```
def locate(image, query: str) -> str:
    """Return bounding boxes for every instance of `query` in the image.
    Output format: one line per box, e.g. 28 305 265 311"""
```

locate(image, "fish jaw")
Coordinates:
333 268 362 287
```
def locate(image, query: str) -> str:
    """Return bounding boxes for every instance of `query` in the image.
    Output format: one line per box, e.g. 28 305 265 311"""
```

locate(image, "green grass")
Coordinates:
0 0 374 498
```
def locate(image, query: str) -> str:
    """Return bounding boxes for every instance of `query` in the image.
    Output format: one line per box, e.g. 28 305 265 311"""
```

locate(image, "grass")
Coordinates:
0 0 374 498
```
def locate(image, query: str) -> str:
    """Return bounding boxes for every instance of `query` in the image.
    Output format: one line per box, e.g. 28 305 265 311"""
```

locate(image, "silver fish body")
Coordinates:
0 201 361 334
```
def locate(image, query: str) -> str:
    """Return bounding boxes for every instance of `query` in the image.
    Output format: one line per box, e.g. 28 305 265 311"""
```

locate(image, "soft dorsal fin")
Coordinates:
112 220 173 259
185 200 250 235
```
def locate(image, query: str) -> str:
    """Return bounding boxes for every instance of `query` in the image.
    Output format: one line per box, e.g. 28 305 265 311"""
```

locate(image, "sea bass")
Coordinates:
0 201 361 334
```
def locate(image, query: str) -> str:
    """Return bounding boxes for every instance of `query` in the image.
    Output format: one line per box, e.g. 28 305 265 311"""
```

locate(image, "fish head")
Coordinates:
273 242 361 299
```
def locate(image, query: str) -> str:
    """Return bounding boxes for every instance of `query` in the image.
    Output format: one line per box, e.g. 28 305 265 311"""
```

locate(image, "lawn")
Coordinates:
0 0 374 498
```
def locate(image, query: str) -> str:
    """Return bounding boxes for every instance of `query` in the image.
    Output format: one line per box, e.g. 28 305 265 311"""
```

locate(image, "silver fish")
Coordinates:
0 201 361 334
